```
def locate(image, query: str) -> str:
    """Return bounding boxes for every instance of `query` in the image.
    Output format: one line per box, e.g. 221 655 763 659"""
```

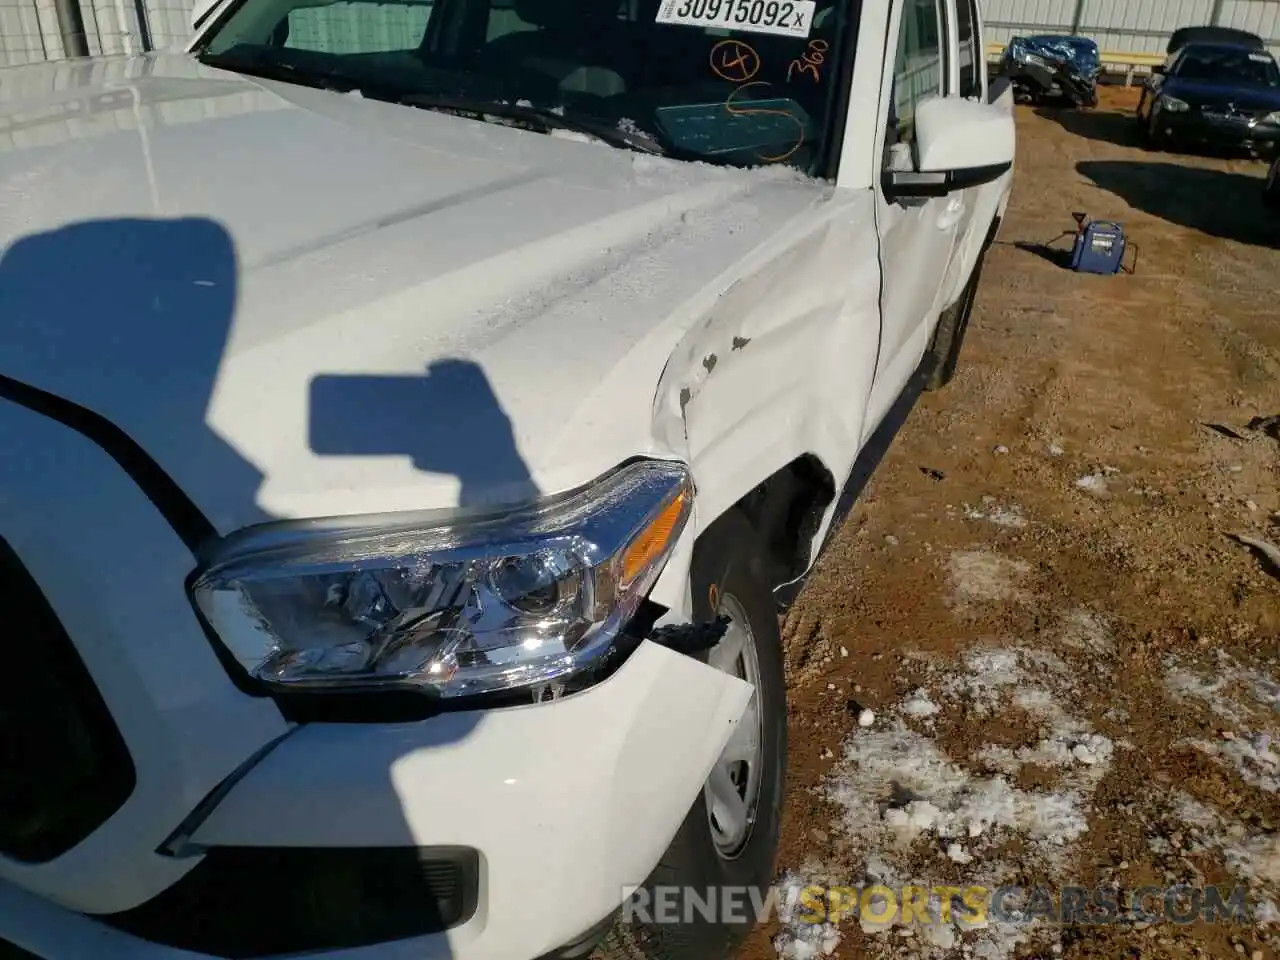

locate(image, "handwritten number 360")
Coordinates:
787 38 829 83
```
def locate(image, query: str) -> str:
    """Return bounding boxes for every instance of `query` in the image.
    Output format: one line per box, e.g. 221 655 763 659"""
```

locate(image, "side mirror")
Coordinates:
882 97 1015 202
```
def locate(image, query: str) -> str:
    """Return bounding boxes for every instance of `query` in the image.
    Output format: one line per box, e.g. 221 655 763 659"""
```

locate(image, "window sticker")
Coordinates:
656 0 816 39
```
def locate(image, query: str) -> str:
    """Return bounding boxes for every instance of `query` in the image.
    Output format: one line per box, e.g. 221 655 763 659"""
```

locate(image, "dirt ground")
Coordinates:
744 86 1280 960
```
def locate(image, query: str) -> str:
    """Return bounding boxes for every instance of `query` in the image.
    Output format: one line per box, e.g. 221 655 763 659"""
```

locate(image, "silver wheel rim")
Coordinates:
703 592 765 859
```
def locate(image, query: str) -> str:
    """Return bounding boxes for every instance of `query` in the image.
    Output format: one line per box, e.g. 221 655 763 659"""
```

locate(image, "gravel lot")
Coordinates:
744 86 1280 960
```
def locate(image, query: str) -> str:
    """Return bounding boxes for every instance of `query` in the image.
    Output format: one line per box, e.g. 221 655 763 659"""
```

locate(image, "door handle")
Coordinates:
937 196 965 231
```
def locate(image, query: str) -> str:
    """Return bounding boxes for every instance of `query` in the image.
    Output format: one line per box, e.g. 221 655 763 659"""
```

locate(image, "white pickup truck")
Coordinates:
0 0 1012 956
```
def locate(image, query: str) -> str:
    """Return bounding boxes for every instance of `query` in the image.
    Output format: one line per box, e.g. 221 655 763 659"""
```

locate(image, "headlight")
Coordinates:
192 460 693 701
1159 95 1190 113
1022 53 1050 69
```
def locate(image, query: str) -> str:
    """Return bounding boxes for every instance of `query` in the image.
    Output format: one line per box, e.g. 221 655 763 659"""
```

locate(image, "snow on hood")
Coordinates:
0 54 826 534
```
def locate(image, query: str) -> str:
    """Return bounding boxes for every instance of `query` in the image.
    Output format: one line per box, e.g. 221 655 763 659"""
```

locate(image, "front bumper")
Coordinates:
0 640 752 960
1156 109 1280 153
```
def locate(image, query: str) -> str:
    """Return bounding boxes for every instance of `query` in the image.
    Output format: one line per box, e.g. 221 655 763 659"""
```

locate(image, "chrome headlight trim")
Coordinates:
190 459 693 704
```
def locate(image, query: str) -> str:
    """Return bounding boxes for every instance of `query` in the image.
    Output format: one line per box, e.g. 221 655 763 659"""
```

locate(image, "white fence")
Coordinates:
3 0 1280 68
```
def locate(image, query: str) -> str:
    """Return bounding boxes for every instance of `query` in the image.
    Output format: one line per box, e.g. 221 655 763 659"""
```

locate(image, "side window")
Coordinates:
886 0 945 158
283 0 435 54
956 0 981 98
485 0 536 42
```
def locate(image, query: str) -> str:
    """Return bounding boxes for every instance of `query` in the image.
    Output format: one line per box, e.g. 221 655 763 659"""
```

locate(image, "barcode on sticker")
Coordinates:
655 0 815 38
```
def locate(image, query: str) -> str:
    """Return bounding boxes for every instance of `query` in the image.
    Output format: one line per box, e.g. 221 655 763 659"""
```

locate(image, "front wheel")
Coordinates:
1142 109 1165 151
1265 157 1280 208
924 240 991 392
595 510 787 960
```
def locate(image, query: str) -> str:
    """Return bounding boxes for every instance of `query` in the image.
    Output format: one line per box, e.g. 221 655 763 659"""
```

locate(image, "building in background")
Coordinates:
983 0 1279 56
1 0 186 65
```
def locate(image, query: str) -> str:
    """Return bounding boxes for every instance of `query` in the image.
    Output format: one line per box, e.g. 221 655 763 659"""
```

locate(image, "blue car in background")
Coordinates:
1137 40 1280 157
1000 34 1101 107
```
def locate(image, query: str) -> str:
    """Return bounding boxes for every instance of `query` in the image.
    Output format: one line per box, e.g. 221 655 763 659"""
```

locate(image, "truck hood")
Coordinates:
0 54 826 534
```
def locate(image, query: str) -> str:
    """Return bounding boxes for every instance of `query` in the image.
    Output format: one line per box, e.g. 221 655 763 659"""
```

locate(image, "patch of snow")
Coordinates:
963 501 1028 529
1164 654 1280 726
1013 686 1064 719
946 551 1031 607
773 870 841 960
1071 742 1099 765
1165 667 1245 723
829 718 1096 865
947 842 973 864
1055 608 1114 653
901 689 940 717
547 128 604 145
1174 794 1280 887
780 639 1119 960
629 151 827 188
1075 472 1108 495
940 648 1024 715
1252 676 1280 711
1186 733 1280 793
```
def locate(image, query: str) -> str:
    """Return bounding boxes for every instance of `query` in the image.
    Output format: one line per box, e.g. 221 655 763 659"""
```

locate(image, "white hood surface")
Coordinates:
0 53 826 533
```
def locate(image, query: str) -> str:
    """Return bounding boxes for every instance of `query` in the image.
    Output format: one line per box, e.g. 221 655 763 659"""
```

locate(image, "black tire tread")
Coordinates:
923 228 992 393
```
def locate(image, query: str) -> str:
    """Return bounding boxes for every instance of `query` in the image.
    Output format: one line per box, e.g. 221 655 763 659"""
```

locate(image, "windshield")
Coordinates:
194 0 858 174
1176 47 1280 87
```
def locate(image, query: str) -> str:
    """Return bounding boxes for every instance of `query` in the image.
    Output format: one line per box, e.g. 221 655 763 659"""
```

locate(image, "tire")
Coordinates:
923 238 991 392
594 509 787 960
1265 159 1280 208
1142 110 1164 152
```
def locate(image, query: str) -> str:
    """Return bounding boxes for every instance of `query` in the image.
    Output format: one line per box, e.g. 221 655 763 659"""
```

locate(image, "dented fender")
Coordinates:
653 189 884 547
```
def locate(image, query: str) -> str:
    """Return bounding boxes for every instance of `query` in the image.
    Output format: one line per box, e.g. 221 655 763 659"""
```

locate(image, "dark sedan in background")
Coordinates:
1137 40 1280 157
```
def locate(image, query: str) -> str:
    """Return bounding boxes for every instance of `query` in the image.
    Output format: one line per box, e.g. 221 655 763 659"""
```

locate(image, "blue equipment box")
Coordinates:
1070 220 1127 275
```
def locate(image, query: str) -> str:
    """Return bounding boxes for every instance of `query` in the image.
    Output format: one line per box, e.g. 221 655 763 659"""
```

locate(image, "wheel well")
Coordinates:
726 455 835 603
